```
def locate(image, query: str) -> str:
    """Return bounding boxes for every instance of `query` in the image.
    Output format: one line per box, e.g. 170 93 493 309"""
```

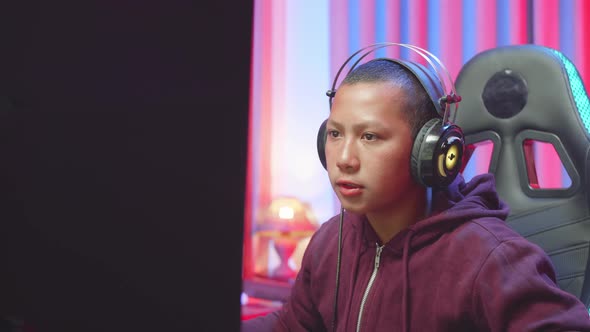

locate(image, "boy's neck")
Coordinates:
366 186 429 244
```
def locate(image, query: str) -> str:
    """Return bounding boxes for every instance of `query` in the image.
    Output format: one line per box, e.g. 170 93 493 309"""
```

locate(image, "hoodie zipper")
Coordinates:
356 244 384 332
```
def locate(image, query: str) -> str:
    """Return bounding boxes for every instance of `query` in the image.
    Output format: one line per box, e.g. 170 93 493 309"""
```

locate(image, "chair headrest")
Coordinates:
453 45 590 209
453 44 590 158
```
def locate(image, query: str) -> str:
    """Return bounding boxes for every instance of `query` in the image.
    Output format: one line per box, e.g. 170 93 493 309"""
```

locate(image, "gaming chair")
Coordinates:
452 44 590 306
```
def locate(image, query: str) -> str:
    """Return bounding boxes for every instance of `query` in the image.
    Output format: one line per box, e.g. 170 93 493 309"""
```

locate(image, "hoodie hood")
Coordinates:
380 172 510 254
354 173 509 332
400 173 509 332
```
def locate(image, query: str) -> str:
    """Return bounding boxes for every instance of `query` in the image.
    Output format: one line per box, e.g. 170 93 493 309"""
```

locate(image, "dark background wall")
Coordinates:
0 1 252 331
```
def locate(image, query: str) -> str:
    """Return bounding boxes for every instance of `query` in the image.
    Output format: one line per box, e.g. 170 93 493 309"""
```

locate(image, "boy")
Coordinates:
242 58 590 331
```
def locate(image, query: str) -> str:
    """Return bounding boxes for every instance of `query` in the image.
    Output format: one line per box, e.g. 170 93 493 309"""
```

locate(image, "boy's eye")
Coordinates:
362 133 377 141
328 130 340 138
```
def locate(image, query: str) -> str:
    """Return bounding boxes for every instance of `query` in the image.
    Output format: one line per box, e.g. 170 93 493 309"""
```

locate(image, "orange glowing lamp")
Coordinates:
256 197 318 281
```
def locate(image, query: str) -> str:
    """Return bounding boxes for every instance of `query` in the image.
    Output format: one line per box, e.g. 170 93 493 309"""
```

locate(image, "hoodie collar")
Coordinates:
360 173 509 254
334 174 508 332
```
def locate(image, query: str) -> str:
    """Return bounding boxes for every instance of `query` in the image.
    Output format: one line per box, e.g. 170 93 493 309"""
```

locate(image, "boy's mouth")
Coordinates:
336 180 364 196
336 180 363 188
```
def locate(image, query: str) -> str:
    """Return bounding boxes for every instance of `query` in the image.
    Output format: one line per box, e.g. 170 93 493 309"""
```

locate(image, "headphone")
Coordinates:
316 43 464 188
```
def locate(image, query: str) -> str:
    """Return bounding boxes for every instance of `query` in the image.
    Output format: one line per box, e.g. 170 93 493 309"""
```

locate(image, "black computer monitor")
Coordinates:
0 2 253 331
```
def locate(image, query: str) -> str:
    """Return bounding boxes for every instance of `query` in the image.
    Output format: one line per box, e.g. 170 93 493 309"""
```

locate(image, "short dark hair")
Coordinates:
341 59 439 138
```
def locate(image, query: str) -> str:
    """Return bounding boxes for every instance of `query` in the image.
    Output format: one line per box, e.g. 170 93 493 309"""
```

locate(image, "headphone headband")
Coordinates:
326 42 461 124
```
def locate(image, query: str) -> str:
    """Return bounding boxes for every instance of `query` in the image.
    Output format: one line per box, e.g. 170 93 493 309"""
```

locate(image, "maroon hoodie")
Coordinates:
242 174 590 331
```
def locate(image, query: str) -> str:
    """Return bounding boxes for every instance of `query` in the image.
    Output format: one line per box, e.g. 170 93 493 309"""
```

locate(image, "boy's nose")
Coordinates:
336 142 360 172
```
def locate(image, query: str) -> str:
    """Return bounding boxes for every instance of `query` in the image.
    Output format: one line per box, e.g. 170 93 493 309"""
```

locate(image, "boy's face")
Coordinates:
325 81 421 217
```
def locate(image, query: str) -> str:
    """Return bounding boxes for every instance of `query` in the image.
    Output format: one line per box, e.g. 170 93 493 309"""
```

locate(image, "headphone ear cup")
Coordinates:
411 118 464 188
317 119 328 170
411 118 440 187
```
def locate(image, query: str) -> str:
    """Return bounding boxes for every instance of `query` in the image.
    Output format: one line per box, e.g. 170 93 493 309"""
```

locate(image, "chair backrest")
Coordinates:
452 44 590 306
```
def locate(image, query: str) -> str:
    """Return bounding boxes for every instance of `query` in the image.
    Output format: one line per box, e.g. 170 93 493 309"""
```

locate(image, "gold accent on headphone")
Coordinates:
437 154 446 177
437 144 460 177
445 144 459 171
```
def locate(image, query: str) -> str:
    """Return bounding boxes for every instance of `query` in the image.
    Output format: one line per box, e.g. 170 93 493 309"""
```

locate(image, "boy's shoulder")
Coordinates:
449 216 546 259
465 217 524 244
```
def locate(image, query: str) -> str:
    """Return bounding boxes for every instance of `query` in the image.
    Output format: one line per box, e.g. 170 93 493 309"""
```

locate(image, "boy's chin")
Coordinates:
339 203 365 215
